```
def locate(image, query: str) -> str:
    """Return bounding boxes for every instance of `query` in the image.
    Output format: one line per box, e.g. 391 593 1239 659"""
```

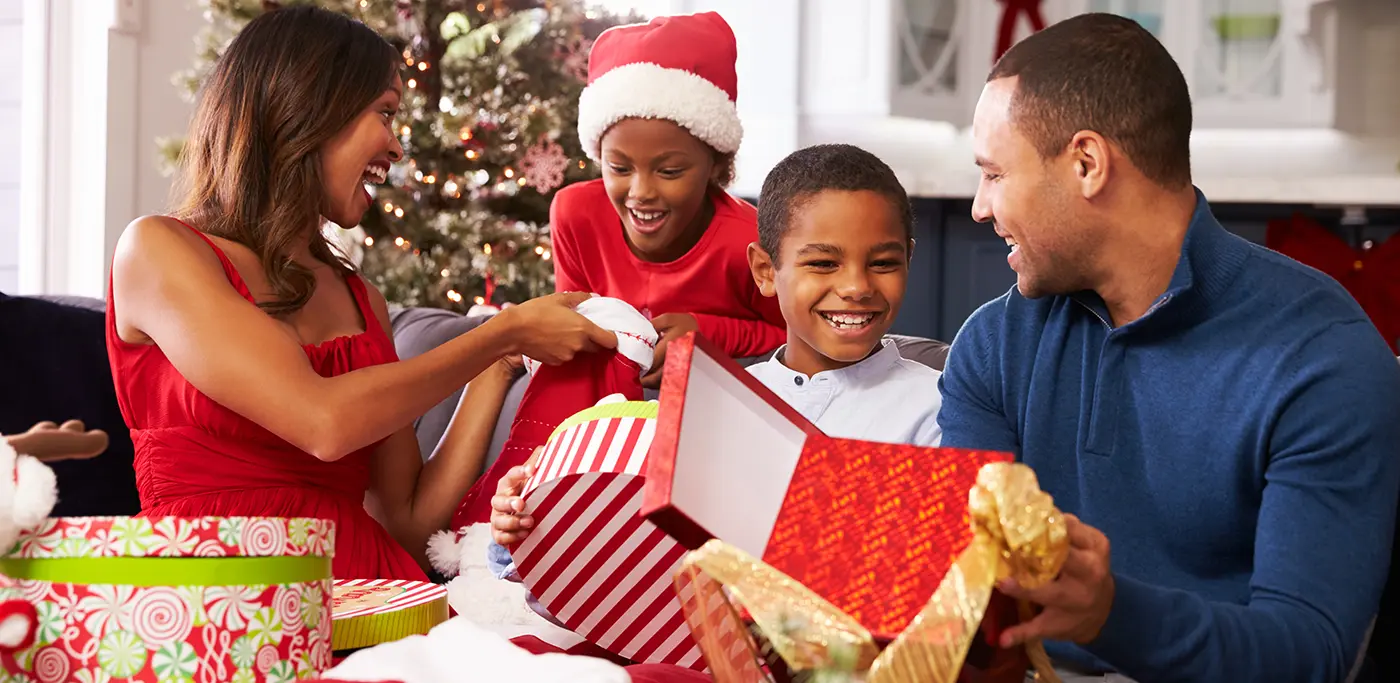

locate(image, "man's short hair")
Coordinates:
757 144 913 261
989 13 1193 189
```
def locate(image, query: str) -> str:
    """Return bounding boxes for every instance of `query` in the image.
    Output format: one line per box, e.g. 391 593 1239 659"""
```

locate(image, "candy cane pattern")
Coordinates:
0 517 331 682
510 406 705 670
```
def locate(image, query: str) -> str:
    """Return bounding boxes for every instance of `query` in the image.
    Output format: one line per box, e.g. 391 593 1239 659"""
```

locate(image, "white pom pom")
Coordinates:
426 528 470 577
12 455 57 530
0 439 15 471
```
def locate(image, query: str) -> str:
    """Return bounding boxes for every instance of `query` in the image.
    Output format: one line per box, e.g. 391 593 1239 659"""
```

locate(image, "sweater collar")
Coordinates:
1074 188 1246 330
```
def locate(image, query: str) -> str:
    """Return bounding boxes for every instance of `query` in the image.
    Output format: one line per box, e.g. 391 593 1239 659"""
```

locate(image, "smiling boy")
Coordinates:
745 144 942 446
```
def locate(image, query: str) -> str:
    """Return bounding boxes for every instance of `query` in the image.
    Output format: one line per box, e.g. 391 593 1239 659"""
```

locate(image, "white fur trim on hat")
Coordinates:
577 62 743 161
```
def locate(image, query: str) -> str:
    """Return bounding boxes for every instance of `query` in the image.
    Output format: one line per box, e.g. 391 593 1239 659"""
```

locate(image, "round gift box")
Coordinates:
331 579 449 652
0 516 334 682
508 400 705 671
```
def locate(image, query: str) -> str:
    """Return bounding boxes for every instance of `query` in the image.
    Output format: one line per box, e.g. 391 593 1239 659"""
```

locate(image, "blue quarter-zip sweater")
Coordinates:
937 192 1400 683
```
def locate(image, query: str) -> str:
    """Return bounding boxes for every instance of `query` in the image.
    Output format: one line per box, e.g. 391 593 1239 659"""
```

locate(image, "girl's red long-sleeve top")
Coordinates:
549 179 786 359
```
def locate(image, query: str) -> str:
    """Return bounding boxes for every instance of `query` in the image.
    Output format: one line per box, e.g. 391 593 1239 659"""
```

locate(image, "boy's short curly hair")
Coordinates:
756 144 913 261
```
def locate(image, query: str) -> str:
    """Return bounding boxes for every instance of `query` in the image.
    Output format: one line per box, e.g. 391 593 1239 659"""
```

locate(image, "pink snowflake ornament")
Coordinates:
520 138 569 193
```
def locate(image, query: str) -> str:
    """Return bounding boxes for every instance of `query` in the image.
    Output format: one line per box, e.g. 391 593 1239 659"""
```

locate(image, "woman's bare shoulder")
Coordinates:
113 215 224 276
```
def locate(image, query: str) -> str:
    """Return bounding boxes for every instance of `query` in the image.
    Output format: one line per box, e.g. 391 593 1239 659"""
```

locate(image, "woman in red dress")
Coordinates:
105 6 615 581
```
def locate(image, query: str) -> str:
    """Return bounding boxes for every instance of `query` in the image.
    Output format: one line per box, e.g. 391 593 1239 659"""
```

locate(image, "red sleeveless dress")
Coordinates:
105 221 428 581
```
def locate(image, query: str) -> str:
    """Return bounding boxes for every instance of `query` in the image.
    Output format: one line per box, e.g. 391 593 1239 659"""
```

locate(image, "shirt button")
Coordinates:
794 376 804 386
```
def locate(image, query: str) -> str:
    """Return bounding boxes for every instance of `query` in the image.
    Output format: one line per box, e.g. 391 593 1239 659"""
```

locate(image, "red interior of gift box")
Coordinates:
642 332 1015 639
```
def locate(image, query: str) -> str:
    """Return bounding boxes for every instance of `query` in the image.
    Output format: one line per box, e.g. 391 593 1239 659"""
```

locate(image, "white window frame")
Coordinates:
19 0 139 297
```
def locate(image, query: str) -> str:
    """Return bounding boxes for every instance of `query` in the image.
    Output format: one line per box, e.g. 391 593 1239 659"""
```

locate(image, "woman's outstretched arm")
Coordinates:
111 216 613 462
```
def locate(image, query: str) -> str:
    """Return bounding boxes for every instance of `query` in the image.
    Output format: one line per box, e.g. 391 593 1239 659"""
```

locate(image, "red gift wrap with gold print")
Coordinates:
644 332 1060 683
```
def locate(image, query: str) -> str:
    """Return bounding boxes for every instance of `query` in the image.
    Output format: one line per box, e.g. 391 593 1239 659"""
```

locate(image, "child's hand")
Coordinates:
4 420 109 462
642 313 699 389
490 449 541 545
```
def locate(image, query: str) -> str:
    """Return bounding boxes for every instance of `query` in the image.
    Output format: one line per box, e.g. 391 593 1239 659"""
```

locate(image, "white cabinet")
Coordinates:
799 0 1082 125
1072 0 1345 129
800 0 1355 130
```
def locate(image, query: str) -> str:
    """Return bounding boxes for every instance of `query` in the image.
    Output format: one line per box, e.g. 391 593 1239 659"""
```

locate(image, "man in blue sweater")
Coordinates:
938 13 1400 683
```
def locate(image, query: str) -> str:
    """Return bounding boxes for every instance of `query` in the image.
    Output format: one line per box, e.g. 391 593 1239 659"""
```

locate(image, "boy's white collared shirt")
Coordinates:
745 338 944 446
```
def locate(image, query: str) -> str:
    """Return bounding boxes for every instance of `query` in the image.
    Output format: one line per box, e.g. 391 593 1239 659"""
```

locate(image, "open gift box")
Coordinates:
0 516 334 682
640 332 1069 683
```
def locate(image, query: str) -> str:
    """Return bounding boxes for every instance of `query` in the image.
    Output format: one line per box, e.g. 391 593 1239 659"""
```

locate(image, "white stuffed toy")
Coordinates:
0 436 61 655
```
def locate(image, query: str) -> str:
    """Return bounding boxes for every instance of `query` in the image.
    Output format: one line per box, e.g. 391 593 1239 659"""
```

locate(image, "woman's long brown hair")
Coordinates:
172 6 399 315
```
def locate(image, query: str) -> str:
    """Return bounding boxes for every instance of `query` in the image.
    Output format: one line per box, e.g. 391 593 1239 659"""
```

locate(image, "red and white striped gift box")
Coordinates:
508 400 705 671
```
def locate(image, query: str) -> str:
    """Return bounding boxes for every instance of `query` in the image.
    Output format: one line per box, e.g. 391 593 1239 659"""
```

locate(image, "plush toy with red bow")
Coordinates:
0 421 106 656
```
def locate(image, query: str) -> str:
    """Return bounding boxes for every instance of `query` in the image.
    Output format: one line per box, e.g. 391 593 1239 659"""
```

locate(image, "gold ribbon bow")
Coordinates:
673 462 1068 683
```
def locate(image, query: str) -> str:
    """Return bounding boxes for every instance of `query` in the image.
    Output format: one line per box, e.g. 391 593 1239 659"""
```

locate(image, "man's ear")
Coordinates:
747 242 777 298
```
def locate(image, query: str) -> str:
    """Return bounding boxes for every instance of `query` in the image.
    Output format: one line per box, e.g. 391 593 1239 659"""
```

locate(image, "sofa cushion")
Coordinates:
0 293 139 516
388 306 495 460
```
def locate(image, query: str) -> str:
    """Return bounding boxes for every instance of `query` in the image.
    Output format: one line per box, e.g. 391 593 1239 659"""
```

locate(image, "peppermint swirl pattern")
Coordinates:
5 517 332 680
131 588 193 646
274 584 303 636
255 644 279 674
32 646 68 683
240 519 288 557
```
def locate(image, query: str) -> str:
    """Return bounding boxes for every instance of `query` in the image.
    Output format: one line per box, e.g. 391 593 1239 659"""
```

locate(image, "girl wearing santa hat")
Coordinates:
551 11 786 389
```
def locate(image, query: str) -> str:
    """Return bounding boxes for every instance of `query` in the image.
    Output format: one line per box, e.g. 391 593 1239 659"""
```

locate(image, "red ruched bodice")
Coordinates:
105 219 426 581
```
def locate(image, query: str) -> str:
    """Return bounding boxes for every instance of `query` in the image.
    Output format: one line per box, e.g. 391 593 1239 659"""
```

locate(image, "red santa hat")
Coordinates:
576 11 743 162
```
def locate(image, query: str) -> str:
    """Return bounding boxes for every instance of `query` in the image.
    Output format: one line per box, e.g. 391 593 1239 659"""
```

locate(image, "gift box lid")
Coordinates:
331 579 449 652
7 516 335 560
640 332 1013 638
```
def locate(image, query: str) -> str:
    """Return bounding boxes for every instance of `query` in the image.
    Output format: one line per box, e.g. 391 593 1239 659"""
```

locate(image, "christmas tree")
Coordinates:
161 0 634 311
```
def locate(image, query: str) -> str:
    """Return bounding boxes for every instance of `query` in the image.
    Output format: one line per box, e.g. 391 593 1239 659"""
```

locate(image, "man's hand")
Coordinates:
641 313 699 389
4 420 109 462
996 513 1115 647
489 447 543 546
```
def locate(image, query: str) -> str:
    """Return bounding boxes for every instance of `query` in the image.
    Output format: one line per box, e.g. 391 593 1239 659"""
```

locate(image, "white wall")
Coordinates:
130 0 202 220
17 0 200 297
0 2 22 293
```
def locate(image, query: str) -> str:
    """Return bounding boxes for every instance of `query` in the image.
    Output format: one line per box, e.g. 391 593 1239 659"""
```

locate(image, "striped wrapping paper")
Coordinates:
332 579 450 651
509 401 706 671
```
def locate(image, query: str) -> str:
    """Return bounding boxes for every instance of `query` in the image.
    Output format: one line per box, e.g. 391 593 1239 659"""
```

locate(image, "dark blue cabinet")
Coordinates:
883 199 1400 344
938 207 1017 341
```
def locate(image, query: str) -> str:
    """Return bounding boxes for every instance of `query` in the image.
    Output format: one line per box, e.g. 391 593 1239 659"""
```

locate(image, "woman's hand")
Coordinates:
497 292 617 366
4 421 109 462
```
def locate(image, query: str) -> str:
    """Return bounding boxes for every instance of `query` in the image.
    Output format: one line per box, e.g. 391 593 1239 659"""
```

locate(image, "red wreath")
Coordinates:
996 0 1047 63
